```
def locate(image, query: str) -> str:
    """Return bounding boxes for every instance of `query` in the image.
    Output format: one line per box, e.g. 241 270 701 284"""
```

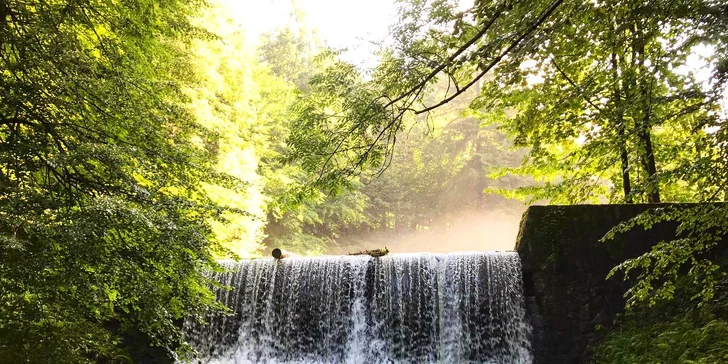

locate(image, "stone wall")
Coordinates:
516 204 688 364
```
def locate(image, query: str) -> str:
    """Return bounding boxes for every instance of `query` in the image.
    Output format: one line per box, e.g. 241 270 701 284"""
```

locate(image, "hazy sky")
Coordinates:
226 0 398 68
223 0 724 115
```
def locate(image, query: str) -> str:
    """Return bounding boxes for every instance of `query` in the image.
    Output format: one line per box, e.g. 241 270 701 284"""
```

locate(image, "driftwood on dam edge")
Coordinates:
271 247 390 259
271 248 300 259
347 247 389 257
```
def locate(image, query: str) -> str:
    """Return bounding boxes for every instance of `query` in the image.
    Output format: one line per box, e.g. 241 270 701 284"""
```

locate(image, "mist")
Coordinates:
328 209 526 255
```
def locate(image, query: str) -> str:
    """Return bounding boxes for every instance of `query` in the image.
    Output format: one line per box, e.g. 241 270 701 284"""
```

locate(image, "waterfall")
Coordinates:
182 252 532 364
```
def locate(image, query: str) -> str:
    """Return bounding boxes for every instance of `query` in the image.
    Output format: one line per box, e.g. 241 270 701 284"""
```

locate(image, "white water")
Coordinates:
182 252 531 364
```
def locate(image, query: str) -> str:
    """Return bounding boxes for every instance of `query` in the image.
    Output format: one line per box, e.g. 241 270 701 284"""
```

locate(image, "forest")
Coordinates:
0 0 727 362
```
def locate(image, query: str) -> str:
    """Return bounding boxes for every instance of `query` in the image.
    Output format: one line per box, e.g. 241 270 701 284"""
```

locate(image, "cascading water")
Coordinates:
182 252 531 363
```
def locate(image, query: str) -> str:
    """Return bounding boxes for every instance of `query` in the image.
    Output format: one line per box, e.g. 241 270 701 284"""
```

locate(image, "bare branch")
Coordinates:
415 0 565 115
382 4 508 109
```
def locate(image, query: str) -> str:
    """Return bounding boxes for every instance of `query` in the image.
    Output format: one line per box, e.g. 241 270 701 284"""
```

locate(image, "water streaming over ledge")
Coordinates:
182 252 532 364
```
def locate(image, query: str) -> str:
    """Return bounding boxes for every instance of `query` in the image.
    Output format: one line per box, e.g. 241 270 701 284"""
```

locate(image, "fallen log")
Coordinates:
271 248 300 259
348 247 389 257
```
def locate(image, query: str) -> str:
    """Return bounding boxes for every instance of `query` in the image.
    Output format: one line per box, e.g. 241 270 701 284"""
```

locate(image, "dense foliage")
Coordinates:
2 0 727 361
0 0 529 360
0 0 233 361
286 0 728 307
596 275 728 363
597 310 728 363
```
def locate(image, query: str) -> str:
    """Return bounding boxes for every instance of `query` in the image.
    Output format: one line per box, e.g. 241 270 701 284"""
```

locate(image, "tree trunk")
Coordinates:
611 51 633 203
635 29 661 203
637 120 660 202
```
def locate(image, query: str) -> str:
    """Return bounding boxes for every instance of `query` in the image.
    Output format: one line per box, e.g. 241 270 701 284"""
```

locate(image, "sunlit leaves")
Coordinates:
603 204 728 307
0 0 231 361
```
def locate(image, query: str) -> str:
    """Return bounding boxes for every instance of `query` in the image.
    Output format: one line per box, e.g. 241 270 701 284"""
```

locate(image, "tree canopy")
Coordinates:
285 0 728 307
1 0 727 361
0 0 235 360
0 0 527 359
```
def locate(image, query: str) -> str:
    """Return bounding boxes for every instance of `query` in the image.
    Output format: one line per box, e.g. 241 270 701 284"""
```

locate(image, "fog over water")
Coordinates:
329 210 526 255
